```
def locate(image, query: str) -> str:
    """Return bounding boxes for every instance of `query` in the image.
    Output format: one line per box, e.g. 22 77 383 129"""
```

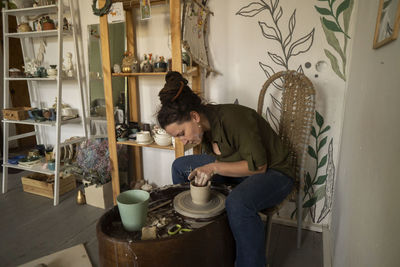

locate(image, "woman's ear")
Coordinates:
190 111 200 123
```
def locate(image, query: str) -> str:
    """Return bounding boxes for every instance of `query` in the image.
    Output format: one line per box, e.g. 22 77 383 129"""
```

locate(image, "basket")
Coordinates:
2 107 31 120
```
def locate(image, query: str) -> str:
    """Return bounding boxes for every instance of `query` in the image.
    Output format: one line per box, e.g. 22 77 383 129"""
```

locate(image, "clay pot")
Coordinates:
17 22 32 32
190 180 211 205
42 22 55 31
141 61 153 73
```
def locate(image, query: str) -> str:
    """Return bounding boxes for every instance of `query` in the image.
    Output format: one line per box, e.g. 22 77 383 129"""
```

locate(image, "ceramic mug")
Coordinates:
190 180 211 205
117 190 150 231
136 131 152 144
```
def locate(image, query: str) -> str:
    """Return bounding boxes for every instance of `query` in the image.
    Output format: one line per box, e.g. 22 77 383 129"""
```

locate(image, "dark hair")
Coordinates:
157 71 206 128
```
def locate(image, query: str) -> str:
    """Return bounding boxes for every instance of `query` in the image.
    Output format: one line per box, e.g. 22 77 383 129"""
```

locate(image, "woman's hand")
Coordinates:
188 163 216 186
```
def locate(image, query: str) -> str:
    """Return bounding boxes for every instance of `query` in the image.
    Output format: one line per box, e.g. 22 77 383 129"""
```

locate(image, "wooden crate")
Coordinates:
2 107 31 120
21 173 76 199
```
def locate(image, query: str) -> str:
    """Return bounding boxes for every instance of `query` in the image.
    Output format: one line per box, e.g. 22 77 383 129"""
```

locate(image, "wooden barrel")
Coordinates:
96 186 236 267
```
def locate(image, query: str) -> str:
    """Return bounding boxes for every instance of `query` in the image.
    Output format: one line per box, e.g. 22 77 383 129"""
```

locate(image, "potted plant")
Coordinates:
76 138 113 209
40 16 55 31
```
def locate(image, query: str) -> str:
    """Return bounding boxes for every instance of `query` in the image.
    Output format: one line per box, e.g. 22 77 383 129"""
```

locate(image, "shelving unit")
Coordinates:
99 0 202 203
2 0 88 205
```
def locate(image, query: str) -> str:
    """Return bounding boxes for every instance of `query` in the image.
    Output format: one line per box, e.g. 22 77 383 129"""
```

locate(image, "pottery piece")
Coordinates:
173 189 226 219
136 131 152 144
9 68 22 78
17 22 32 32
121 52 137 73
190 180 211 205
153 128 172 146
140 53 153 73
153 56 167 72
117 189 150 231
154 135 172 146
47 65 57 77
47 159 55 171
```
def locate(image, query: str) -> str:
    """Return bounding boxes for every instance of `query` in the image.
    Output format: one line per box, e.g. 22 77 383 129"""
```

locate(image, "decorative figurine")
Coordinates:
36 40 46 66
153 56 168 72
63 52 74 77
141 53 153 73
63 17 69 30
113 64 122 73
121 51 134 73
23 58 38 77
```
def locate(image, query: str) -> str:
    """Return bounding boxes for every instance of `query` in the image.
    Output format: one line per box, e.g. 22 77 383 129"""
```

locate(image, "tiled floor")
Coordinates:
0 170 323 267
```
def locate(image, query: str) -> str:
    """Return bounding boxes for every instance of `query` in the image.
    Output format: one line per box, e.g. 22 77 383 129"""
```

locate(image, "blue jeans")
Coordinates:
172 154 294 267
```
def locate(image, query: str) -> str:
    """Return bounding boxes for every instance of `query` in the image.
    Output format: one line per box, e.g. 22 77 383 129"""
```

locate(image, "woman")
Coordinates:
157 71 294 267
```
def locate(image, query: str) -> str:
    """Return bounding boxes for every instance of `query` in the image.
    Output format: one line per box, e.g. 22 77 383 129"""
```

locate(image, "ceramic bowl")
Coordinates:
154 135 172 146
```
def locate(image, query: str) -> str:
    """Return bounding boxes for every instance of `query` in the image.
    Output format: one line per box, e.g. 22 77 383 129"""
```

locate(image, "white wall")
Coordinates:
73 0 354 228
331 1 400 266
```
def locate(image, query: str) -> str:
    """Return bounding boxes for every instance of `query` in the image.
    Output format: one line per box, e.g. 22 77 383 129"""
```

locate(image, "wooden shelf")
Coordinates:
113 0 167 9
2 4 58 16
117 140 175 150
112 67 198 77
112 72 167 77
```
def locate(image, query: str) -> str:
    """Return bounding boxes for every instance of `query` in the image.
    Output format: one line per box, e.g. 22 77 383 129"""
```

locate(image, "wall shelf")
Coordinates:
1 0 87 206
5 30 72 38
2 4 58 16
99 0 202 203
2 117 81 127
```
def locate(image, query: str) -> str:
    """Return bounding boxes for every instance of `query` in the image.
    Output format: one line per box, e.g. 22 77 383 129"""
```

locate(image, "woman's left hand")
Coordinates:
188 163 216 186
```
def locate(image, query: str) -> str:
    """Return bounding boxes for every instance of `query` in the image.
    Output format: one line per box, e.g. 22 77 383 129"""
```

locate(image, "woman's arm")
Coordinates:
188 161 267 186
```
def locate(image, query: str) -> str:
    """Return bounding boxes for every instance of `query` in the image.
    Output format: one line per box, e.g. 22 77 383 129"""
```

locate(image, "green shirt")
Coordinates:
202 104 295 179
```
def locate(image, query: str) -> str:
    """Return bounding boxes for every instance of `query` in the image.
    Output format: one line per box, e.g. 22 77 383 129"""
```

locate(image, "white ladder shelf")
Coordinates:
2 0 87 205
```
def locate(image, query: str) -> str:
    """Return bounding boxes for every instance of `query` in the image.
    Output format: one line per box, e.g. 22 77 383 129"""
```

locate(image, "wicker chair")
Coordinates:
257 70 316 257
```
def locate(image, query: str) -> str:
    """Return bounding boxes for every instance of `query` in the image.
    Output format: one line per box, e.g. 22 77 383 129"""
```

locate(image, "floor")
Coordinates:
0 170 323 267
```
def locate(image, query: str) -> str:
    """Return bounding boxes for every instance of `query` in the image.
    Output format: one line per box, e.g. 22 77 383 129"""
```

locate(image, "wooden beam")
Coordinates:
170 0 182 73
126 8 144 182
99 0 120 204
170 0 184 158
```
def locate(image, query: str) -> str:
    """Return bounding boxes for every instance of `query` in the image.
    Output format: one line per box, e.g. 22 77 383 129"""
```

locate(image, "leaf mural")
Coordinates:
317 139 336 223
300 111 335 223
237 0 314 128
236 2 269 17
315 0 354 81
237 1 337 223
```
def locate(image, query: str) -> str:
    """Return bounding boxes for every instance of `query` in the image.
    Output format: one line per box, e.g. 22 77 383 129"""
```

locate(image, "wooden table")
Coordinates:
96 184 236 267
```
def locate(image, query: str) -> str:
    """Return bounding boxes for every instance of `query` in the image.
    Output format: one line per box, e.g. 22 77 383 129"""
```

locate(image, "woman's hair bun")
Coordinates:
165 71 188 86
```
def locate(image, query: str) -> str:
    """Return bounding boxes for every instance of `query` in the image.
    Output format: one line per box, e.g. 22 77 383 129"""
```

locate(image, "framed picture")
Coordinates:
373 0 400 49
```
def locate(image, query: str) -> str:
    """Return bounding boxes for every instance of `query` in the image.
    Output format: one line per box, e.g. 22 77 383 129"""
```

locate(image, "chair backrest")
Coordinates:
257 70 315 182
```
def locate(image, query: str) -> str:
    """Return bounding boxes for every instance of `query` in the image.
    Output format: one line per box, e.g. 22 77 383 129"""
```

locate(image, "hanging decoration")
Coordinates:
182 0 216 75
92 0 113 17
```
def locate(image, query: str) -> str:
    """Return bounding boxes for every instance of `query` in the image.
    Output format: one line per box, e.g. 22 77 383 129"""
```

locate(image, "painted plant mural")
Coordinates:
315 0 354 81
237 0 353 223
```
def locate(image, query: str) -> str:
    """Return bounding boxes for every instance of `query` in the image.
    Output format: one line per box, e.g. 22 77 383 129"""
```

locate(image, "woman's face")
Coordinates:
165 112 204 145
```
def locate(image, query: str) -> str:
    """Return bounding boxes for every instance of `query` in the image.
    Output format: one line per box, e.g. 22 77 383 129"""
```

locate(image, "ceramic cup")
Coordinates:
117 190 150 232
136 131 152 144
47 160 55 171
190 180 211 205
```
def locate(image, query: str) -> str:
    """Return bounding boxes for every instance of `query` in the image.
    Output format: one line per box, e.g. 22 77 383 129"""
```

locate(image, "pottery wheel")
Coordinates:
173 190 226 219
